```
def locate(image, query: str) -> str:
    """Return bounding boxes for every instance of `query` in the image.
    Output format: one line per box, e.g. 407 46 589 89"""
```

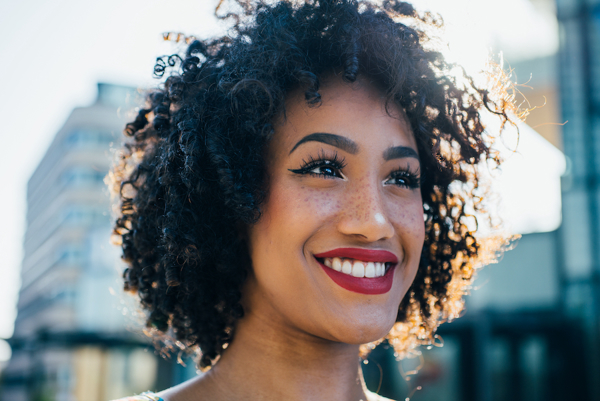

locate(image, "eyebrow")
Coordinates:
383 146 420 162
289 133 359 155
289 132 420 162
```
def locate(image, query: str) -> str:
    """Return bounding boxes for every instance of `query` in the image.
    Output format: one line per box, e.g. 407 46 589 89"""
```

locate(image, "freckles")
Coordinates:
333 199 342 213
319 192 332 208
296 188 340 215
301 186 314 203
388 202 423 235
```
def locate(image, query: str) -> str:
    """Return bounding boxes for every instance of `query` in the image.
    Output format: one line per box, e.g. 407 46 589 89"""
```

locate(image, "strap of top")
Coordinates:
111 392 164 401
140 393 164 401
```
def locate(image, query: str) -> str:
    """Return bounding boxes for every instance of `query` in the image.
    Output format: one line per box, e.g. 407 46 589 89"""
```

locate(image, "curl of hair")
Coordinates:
110 0 516 370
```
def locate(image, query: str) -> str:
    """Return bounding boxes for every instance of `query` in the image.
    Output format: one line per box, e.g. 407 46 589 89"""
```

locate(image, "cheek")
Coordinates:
253 181 342 253
294 186 343 218
389 197 426 247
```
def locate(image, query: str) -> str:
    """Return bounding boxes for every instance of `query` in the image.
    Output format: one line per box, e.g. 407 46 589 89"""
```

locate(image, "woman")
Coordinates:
110 0 513 400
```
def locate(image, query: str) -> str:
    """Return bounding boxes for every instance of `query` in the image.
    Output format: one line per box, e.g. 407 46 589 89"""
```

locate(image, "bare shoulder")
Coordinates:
153 373 212 401
109 374 209 401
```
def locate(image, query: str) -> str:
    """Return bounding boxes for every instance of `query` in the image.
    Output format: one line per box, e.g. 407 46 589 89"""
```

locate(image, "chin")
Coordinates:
325 310 397 345
337 326 392 346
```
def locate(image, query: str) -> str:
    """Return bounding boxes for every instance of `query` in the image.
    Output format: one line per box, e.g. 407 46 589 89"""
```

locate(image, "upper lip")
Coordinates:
313 248 399 263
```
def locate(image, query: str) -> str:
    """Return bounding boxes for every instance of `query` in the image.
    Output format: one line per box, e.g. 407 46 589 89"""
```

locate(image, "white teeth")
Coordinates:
342 260 353 275
352 262 365 277
365 262 375 278
322 258 389 278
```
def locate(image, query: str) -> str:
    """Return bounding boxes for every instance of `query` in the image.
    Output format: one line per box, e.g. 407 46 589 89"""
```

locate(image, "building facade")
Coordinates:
1 83 177 401
555 0 600 398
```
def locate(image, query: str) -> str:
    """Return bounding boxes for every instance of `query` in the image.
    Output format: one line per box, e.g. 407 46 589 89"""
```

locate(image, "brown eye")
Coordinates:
289 160 344 179
288 151 347 179
385 169 421 189
310 164 343 178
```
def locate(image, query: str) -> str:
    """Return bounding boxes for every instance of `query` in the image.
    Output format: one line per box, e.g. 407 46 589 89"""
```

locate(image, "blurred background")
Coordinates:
0 0 598 400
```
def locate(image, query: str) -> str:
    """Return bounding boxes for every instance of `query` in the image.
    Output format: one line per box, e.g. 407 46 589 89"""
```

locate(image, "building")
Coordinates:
554 0 600 399
0 83 181 401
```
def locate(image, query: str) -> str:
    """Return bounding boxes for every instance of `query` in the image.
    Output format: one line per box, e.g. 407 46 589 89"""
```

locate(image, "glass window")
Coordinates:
64 129 114 149
61 167 107 187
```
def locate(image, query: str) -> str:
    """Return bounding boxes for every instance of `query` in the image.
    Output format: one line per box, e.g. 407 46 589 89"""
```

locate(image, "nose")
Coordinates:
336 182 395 242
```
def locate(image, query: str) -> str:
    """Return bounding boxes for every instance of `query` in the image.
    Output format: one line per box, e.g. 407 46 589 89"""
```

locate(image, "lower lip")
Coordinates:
315 258 395 295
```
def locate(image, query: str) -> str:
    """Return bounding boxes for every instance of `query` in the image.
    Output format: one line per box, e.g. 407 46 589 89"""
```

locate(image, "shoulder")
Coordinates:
110 392 164 401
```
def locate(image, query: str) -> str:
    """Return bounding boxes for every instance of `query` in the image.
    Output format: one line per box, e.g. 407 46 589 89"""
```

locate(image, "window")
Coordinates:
64 129 114 149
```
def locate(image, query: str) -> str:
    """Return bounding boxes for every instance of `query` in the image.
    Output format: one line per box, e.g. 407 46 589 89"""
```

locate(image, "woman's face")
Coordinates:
244 77 425 345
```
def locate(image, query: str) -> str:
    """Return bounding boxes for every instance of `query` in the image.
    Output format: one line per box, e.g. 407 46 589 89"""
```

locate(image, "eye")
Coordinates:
289 160 345 179
385 168 421 189
288 151 346 179
308 162 342 177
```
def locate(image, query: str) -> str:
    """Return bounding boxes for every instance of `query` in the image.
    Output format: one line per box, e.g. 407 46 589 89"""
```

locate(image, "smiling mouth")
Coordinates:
313 248 398 295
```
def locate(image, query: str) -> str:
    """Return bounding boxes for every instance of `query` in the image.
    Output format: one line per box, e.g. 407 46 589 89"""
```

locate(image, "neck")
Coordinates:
198 310 370 401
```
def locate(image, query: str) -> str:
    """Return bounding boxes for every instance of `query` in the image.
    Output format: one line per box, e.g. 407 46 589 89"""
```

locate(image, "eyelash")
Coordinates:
288 150 347 179
288 151 421 189
387 168 421 189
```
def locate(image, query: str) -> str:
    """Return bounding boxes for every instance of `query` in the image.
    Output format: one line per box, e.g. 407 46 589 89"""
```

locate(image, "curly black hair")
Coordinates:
110 0 514 369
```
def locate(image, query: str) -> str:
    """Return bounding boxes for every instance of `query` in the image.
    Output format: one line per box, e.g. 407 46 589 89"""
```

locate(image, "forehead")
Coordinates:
271 77 416 157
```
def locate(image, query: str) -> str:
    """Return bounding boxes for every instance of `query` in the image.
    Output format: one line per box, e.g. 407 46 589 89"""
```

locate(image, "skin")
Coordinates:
158 76 425 401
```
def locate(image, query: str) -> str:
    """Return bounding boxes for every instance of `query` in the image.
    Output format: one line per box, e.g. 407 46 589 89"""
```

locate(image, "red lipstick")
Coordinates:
313 248 398 295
